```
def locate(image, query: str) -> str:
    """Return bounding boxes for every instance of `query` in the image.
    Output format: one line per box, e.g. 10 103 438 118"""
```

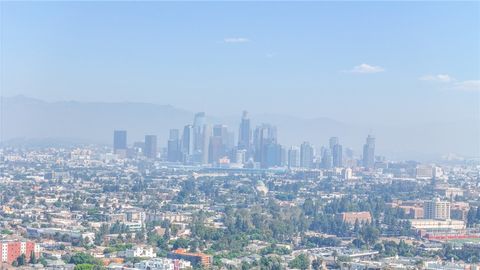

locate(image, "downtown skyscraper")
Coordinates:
167 129 181 162
329 137 339 151
332 144 343 167
193 112 206 153
363 134 375 169
300 141 314 169
113 130 127 154
253 124 279 168
182 125 194 161
238 111 251 151
330 137 343 168
288 146 300 168
144 135 157 159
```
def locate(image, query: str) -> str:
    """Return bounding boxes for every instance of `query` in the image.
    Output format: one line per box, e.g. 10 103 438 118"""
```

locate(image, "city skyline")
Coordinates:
1 95 478 161
111 109 374 170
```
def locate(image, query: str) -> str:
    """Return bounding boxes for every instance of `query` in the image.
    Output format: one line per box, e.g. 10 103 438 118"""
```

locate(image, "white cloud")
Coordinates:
418 73 479 91
223 37 250 43
347 63 385 74
453 80 480 91
419 74 454 83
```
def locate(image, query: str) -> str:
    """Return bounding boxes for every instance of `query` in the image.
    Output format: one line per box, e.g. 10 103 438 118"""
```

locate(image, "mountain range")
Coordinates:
1 95 478 161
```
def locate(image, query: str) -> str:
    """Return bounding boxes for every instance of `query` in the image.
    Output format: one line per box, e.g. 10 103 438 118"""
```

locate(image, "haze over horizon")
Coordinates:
1 1 479 160
1 95 479 162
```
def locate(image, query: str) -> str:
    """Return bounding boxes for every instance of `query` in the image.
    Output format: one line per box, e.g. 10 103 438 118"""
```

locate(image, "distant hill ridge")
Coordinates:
1 95 478 161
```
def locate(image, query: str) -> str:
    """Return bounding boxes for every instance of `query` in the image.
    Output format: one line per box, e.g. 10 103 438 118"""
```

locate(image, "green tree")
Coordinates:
361 225 379 247
29 251 37 264
332 250 338 263
189 240 199 252
288 254 310 270
311 258 322 270
16 254 26 266
172 238 189 249
39 257 48 266
74 264 94 270
260 256 284 270
69 252 102 266
135 227 145 242
467 207 477 227
302 198 316 216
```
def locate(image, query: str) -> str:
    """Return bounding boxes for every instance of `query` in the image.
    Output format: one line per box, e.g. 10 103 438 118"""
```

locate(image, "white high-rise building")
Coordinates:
300 142 314 169
235 149 247 164
343 168 353 180
433 166 444 179
416 165 433 179
288 146 300 168
424 198 451 220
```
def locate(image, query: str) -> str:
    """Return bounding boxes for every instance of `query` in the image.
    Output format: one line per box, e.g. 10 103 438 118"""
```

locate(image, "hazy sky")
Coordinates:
2 2 479 124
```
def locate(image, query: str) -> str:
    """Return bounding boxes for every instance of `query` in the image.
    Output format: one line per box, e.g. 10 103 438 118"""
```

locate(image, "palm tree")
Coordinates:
332 250 338 263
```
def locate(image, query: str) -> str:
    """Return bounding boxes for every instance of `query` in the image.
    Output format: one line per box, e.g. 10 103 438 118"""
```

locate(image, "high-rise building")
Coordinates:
193 112 206 152
416 165 433 179
193 112 206 128
261 142 282 168
182 125 194 160
169 129 180 141
0 240 41 264
433 166 444 179
167 129 181 162
321 149 333 169
144 135 157 159
343 168 353 180
201 124 211 164
208 136 224 164
332 144 343 167
300 142 314 168
288 146 300 168
212 124 223 138
167 140 181 162
235 149 247 164
424 198 451 220
225 131 235 152
362 135 375 169
253 124 277 163
280 146 287 167
238 111 251 151
213 124 228 139
329 137 339 150
113 130 127 154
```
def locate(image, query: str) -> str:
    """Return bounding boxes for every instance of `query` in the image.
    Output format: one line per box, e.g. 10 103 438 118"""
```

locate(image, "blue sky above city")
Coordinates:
2 1 479 125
